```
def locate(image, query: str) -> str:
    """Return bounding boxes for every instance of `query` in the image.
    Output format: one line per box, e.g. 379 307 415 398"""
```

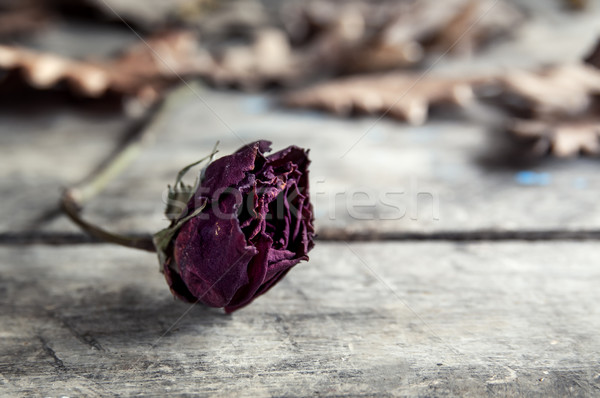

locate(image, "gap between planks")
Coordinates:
3 228 600 247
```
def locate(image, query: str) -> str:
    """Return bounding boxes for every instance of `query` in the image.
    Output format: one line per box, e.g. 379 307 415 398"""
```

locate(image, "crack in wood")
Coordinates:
316 229 600 242
273 314 301 350
48 310 106 352
38 336 66 372
3 229 600 246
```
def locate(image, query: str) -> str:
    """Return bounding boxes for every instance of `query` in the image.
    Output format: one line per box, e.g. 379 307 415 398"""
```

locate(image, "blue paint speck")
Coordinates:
515 171 551 186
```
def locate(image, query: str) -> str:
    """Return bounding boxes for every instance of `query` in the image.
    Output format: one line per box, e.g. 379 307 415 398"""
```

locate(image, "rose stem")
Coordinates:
60 97 174 253
61 191 156 252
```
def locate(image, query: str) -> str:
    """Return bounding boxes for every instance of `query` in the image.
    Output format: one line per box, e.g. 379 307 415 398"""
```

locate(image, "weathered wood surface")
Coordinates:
1 242 600 397
4 87 600 237
26 88 600 236
0 18 136 235
3 1 600 397
0 109 128 234
2 0 600 237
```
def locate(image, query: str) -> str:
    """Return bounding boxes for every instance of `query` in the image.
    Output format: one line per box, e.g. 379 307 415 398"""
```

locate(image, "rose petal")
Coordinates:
174 201 258 307
200 140 271 197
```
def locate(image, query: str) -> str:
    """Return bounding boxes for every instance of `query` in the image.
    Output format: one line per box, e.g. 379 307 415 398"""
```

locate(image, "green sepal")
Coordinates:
164 142 219 221
155 142 219 270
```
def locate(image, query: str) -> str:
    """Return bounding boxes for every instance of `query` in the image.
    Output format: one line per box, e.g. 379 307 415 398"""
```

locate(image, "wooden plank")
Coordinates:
2 0 599 237
32 86 600 237
0 109 129 233
1 241 599 396
0 20 136 235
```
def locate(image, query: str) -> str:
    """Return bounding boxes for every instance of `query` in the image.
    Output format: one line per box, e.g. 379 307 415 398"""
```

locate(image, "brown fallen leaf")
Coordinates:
497 39 600 158
281 0 523 75
0 26 302 99
509 117 600 157
425 0 524 56
0 30 209 103
0 45 111 96
497 63 600 117
283 73 474 125
108 30 210 102
204 28 305 90
280 0 422 74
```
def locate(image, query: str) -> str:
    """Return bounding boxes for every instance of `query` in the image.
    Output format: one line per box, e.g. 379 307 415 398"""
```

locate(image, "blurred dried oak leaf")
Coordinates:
283 73 474 125
281 0 523 74
498 64 600 117
108 31 210 102
205 28 305 90
424 0 523 55
510 117 600 157
500 45 600 158
0 45 110 95
0 31 209 102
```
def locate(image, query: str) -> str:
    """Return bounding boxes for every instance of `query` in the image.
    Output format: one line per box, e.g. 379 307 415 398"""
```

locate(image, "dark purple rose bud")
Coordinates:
155 141 314 313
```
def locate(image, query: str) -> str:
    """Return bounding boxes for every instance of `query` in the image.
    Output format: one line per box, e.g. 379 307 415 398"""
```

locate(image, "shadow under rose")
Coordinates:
51 283 231 348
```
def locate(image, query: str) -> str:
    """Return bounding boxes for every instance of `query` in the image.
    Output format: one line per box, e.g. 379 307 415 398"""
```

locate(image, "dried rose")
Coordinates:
154 141 314 313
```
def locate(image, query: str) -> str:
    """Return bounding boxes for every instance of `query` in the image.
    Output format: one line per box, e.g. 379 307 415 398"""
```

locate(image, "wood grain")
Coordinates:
30 88 600 236
2 1 600 396
1 242 599 396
